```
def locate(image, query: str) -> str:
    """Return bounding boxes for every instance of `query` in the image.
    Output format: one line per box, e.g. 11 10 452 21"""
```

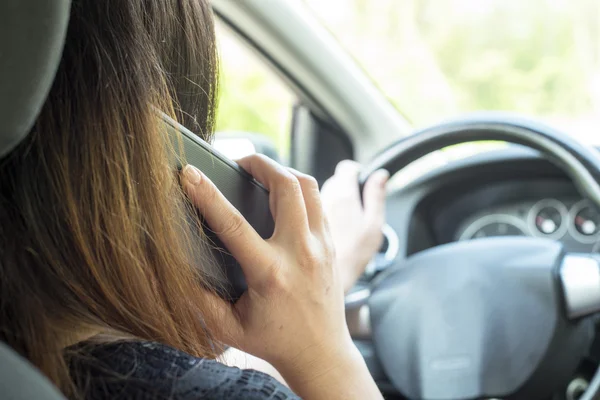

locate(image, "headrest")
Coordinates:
0 1 71 158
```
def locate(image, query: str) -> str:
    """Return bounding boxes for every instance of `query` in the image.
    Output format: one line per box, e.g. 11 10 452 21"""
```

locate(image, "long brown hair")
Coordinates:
0 0 222 396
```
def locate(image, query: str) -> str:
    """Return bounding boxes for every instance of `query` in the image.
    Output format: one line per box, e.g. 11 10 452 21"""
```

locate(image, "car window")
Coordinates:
215 20 295 158
300 0 600 144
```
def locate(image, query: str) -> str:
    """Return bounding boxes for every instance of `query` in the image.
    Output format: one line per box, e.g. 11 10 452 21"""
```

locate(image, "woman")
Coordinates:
0 1 387 399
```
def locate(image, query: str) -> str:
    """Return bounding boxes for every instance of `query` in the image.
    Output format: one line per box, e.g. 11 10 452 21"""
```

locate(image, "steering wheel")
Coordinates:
356 114 600 400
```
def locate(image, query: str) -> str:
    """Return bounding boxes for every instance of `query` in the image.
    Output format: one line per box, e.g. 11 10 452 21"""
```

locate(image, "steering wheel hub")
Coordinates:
369 238 594 400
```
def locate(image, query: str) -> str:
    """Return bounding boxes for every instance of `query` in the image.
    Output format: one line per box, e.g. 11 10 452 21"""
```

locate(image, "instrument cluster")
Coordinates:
455 198 600 252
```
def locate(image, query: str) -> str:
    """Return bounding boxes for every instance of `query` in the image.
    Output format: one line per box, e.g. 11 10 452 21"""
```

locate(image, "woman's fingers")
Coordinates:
181 165 270 285
362 169 389 232
236 155 310 235
335 159 360 176
324 160 361 201
335 160 361 192
286 168 324 232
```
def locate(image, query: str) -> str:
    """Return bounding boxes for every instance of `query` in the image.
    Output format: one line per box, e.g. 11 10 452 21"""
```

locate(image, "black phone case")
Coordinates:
162 114 274 301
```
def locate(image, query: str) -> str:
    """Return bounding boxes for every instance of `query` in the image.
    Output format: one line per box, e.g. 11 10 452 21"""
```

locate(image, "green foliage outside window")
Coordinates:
215 0 600 151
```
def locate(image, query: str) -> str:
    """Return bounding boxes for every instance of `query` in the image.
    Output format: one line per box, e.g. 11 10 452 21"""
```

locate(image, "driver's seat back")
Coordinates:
0 0 72 398
0 342 66 400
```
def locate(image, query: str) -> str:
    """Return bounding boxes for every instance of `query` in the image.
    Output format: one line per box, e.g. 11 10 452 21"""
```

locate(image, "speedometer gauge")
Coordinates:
459 214 528 241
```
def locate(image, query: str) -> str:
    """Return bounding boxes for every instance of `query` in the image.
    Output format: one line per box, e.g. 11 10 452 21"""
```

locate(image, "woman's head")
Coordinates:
0 0 222 394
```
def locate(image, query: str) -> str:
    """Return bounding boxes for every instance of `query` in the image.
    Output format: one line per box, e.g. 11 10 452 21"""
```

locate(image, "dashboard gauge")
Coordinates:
569 200 600 243
528 199 568 239
459 214 528 241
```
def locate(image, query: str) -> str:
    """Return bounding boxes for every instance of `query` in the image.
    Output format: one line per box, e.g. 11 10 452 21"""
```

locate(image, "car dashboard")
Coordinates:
382 145 600 260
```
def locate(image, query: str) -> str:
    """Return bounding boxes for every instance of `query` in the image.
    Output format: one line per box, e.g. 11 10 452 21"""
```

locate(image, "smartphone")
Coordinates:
162 113 274 302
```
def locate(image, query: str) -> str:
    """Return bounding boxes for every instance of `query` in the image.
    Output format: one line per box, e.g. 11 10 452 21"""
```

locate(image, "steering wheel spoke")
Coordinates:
560 254 600 319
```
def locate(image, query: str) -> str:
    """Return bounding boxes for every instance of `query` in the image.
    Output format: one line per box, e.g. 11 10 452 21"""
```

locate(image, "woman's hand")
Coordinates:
321 160 389 293
181 156 382 400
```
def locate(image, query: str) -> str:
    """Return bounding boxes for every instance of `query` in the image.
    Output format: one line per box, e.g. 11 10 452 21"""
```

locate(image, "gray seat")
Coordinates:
1 1 71 399
0 0 71 158
0 342 66 400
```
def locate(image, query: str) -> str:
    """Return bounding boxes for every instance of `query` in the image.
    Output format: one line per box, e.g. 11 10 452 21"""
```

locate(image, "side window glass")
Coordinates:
215 21 296 159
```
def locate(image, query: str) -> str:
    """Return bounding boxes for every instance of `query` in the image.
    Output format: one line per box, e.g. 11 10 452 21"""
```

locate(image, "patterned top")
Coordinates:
68 341 300 400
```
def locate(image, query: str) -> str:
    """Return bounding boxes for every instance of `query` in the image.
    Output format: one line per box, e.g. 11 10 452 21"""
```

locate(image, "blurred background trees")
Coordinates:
215 0 600 148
